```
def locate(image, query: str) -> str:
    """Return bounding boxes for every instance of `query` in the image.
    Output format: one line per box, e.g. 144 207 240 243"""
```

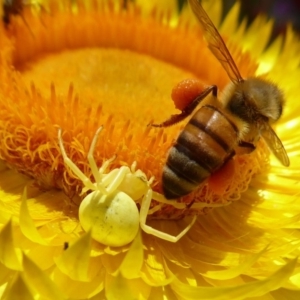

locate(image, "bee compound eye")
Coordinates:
79 190 140 247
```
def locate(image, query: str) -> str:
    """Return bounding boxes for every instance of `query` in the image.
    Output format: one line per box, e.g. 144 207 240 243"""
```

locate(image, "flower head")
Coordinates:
0 0 299 299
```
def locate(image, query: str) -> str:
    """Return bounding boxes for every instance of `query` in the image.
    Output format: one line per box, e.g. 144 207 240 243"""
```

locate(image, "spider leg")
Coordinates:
87 127 118 191
140 188 197 242
130 161 137 173
87 127 105 184
105 166 130 194
58 128 96 192
98 155 117 174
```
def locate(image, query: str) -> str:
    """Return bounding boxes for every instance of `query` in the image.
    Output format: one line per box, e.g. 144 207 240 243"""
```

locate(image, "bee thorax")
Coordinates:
224 78 284 123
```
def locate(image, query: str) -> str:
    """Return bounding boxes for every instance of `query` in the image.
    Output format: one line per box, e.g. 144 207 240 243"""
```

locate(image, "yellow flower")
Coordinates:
0 0 299 299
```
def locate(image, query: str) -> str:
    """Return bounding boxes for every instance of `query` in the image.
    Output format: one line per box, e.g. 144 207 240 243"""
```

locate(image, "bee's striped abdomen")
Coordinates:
162 105 239 199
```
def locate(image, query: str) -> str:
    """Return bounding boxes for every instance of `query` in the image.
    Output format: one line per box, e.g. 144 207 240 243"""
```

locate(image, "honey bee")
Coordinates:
152 0 290 200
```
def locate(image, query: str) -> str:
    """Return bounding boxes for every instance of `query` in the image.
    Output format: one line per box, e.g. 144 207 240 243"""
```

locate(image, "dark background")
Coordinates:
178 0 300 40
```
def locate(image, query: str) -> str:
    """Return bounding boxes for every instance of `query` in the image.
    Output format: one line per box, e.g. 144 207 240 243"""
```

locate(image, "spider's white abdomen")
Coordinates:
79 190 140 247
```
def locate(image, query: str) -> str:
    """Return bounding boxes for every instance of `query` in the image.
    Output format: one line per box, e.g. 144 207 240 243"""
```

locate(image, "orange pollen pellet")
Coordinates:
171 78 206 110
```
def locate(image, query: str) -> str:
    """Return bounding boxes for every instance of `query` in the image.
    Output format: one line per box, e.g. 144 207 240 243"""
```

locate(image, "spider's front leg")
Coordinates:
139 181 197 242
58 128 97 193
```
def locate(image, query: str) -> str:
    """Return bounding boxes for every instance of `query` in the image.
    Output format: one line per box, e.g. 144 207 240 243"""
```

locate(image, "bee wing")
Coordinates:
188 0 243 84
261 123 290 166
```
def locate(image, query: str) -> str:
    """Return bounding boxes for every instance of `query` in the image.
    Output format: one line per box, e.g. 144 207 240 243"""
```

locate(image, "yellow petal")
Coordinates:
136 0 178 15
106 273 151 300
3 274 34 300
203 247 269 280
119 230 144 279
0 220 22 270
0 261 11 286
22 254 64 300
245 16 274 57
220 1 240 37
256 35 284 75
141 239 174 286
19 187 46 245
52 262 105 299
171 258 298 300
55 231 92 281
27 244 60 270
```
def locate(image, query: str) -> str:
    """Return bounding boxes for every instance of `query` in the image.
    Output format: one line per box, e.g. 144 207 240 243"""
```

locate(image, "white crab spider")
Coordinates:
58 127 197 246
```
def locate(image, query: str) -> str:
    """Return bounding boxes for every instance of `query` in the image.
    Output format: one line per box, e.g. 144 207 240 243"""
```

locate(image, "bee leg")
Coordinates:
236 141 256 155
140 188 197 242
186 199 196 209
151 85 218 127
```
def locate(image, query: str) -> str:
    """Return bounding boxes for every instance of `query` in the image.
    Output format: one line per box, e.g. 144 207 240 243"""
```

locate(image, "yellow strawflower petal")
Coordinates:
220 0 240 36
141 248 174 286
19 187 46 245
172 259 298 299
242 16 274 57
52 264 105 299
55 231 92 281
204 247 269 280
119 231 144 279
106 273 150 300
3 274 34 300
22 254 65 300
0 220 21 270
135 0 178 15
